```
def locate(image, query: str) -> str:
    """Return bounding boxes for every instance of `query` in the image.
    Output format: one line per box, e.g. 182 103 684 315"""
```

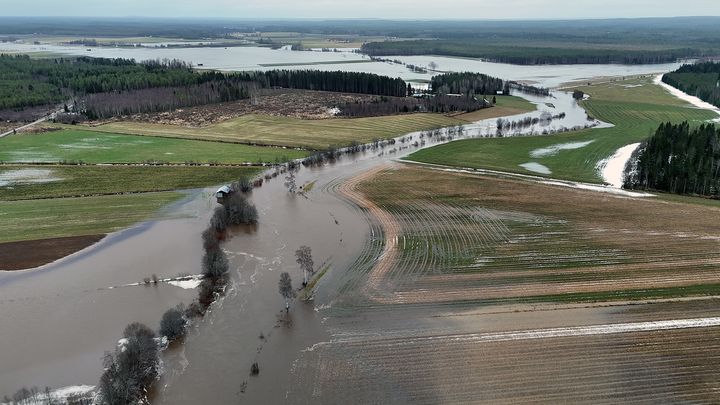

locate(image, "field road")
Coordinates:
0 109 62 138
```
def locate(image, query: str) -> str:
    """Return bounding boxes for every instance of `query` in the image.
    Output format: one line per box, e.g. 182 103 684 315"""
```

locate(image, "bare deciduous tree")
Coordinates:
278 272 296 312
295 246 314 285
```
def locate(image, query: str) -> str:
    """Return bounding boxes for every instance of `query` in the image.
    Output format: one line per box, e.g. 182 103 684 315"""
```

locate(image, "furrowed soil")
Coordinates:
285 165 720 403
0 235 104 270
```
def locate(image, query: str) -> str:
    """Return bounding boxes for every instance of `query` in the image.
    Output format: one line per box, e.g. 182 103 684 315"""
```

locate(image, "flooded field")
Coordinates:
282 165 720 403
0 42 684 88
1 52 716 402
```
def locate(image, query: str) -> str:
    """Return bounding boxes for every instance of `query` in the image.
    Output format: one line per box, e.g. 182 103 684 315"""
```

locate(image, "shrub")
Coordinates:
160 305 187 341
210 206 229 233
201 249 229 279
98 322 158 405
224 194 259 225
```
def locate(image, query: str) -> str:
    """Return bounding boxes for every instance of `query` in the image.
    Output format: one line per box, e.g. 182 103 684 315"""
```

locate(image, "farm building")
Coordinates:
215 185 232 203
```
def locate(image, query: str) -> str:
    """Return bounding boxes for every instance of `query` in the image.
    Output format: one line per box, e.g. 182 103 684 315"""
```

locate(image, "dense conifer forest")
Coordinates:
662 62 720 108
361 41 703 65
625 122 720 197
0 55 411 121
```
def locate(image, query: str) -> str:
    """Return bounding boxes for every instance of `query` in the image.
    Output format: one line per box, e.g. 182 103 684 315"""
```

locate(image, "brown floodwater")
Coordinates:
0 90 601 398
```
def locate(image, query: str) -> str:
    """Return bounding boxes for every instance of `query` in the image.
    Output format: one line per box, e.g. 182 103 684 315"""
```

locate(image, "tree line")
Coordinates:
662 62 720 108
360 40 702 65
625 122 720 197
233 70 408 97
430 72 549 97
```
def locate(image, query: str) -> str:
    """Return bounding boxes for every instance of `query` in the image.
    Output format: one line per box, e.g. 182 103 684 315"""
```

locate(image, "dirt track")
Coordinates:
337 164 402 294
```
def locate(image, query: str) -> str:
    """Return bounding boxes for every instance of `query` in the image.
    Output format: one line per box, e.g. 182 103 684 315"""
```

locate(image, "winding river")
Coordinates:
0 45 685 398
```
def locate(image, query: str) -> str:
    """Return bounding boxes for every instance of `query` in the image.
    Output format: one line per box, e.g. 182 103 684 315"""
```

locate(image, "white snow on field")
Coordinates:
596 143 641 188
431 317 720 343
530 140 595 158
168 275 203 289
0 168 63 186
519 162 552 174
1 385 96 405
654 74 720 121
541 179 654 197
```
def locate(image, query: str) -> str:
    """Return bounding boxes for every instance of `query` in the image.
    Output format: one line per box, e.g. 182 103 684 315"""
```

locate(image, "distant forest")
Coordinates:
662 62 720 108
0 55 412 121
430 72 549 96
625 122 720 197
361 41 703 65
235 70 408 97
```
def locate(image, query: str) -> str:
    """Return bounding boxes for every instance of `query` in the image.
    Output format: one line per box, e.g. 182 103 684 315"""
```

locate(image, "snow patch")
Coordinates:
519 162 552 175
530 140 595 158
168 275 203 289
0 168 63 186
541 179 653 198
328 107 341 116
654 74 720 121
596 143 641 188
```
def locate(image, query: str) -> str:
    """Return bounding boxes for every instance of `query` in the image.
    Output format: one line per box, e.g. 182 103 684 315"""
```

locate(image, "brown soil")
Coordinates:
0 234 105 270
111 89 389 127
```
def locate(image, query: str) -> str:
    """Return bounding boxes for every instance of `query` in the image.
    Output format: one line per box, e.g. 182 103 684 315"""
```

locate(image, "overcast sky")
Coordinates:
4 0 720 19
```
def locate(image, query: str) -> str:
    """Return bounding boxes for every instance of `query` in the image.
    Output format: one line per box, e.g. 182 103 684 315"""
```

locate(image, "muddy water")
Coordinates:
0 90 602 397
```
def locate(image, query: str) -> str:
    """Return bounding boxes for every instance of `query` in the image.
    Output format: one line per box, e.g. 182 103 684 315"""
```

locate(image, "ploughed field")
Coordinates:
291 165 720 403
408 76 718 183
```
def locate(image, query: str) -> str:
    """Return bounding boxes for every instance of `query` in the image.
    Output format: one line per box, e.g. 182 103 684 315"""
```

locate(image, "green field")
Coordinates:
0 192 183 243
85 113 467 150
0 129 306 164
0 165 261 201
456 96 536 121
407 76 718 183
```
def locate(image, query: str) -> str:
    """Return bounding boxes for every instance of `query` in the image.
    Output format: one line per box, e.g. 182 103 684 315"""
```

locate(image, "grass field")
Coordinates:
407 76 717 183
0 165 261 201
455 95 535 121
0 129 306 164
84 113 468 150
0 192 183 243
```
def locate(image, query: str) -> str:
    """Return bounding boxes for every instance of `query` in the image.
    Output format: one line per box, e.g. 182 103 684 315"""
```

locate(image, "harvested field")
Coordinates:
341 165 720 306
0 234 104 270
125 89 388 125
290 165 720 403
291 324 720 404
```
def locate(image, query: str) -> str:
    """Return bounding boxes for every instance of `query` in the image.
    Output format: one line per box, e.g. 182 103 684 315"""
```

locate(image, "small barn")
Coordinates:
215 185 232 203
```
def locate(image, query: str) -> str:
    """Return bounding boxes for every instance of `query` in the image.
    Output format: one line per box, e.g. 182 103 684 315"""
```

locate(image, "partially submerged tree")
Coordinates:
295 246 314 285
160 305 187 342
278 272 296 312
202 248 229 279
98 322 159 405
284 170 297 193
224 193 258 225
